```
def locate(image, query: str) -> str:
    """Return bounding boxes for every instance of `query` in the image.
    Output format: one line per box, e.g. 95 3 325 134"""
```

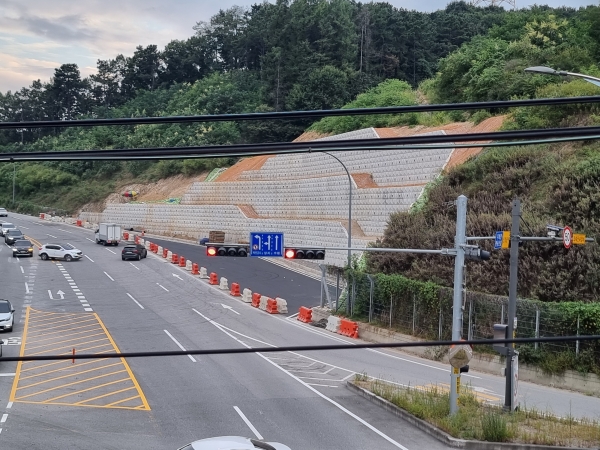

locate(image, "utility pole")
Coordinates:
505 198 521 411
12 162 16 204
450 195 467 414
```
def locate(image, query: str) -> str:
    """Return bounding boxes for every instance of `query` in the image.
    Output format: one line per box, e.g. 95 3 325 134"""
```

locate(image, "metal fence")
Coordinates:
330 270 600 368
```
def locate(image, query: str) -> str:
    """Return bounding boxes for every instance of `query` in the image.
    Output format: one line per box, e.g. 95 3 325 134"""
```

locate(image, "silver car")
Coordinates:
39 243 83 261
178 437 291 450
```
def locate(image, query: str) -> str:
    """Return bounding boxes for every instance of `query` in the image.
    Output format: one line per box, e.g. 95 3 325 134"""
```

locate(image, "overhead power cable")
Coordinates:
0 96 599 130
0 335 597 362
2 126 600 162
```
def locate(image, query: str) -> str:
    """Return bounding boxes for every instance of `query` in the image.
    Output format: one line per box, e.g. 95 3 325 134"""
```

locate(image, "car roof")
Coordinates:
2 223 14 226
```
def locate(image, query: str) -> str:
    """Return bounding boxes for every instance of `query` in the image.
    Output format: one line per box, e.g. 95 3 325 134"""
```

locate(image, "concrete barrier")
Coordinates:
185 260 192 271
145 241 150 249
167 251 173 260
276 298 288 314
199 267 208 279
241 288 252 303
326 316 341 333
219 277 229 290
259 295 269 311
311 306 331 324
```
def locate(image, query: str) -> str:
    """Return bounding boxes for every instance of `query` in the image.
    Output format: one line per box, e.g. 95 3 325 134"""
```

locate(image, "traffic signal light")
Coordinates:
206 243 248 257
464 247 491 261
284 247 325 260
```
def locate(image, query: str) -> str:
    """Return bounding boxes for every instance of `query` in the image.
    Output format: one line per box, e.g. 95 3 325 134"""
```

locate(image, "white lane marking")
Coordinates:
48 290 54 300
365 349 480 380
233 406 263 440
20 226 29 229
6 402 12 408
57 229 72 233
47 234 57 238
20 266 24 274
0 374 15 377
104 271 114 281
0 414 7 423
84 308 93 312
127 293 144 310
82 304 90 307
25 282 30 294
298 377 341 382
84 255 94 262
221 303 240 315
307 383 338 388
157 283 169 292
287 312 299 320
105 248 116 255
129 262 140 270
195 311 408 450
163 330 196 362
86 238 95 243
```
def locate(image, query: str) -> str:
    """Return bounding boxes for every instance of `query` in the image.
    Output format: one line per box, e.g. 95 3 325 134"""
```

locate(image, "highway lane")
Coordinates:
0 213 451 450
4 213 600 434
146 236 323 314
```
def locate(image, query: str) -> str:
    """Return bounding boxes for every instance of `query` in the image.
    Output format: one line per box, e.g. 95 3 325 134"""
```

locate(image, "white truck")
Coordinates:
95 223 122 246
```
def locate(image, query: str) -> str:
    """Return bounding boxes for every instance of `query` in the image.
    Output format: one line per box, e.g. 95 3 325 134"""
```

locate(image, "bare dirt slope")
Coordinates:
80 173 207 213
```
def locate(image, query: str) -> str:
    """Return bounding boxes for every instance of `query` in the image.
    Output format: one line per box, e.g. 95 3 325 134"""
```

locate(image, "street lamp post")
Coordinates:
321 151 353 314
524 66 600 87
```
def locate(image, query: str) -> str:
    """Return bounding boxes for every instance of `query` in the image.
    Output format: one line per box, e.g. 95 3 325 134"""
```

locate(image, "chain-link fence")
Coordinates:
336 269 600 372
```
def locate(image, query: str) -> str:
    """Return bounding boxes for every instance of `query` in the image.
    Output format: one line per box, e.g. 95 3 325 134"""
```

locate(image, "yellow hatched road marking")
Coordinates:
10 307 151 410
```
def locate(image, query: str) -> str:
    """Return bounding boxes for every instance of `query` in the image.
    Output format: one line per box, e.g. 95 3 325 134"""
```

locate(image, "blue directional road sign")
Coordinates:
249 232 284 257
494 231 503 250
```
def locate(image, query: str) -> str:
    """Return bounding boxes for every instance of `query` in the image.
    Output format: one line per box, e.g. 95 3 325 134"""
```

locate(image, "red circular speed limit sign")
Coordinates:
563 226 573 249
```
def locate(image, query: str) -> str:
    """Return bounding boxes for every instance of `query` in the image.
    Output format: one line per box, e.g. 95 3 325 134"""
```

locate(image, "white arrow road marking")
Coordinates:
233 406 263 440
48 290 53 300
47 234 57 238
163 330 196 362
129 262 140 270
172 273 183 280
157 283 169 292
105 248 116 254
221 303 240 315
57 290 65 300
104 272 114 281
84 255 94 262
127 293 144 309
86 238 95 242
25 283 30 294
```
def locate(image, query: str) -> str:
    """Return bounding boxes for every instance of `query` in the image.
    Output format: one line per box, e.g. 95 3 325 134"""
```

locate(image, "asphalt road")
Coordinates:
145 236 324 314
1 213 599 450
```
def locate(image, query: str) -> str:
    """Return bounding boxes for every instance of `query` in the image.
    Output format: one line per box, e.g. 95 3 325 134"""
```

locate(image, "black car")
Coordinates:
121 243 148 261
5 229 24 245
12 239 34 257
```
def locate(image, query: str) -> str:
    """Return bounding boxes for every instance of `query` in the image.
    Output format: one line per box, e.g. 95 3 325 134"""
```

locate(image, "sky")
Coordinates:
0 0 597 93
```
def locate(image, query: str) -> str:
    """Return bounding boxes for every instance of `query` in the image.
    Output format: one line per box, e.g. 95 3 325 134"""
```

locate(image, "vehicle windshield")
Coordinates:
15 240 32 246
3 224 14 228
0 302 11 313
7 230 22 235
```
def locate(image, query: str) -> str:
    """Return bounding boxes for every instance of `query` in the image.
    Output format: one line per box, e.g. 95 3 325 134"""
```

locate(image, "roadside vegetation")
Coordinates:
354 376 600 447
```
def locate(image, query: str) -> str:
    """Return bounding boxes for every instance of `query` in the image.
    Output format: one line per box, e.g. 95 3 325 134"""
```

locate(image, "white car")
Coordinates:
0 207 7 217
177 437 291 450
39 243 83 262
0 222 16 236
0 299 15 332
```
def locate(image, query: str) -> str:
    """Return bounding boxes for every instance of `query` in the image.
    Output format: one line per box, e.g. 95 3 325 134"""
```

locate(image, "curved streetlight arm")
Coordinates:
524 66 600 87
320 150 353 314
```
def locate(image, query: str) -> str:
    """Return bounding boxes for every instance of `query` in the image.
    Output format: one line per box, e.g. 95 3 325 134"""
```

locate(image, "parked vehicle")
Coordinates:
12 239 34 257
95 223 122 246
39 243 83 261
0 299 15 332
5 229 24 245
0 222 16 236
0 207 7 217
121 243 147 261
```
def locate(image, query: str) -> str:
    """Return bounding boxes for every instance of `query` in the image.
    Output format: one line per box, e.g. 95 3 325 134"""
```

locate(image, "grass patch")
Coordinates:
355 377 600 447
